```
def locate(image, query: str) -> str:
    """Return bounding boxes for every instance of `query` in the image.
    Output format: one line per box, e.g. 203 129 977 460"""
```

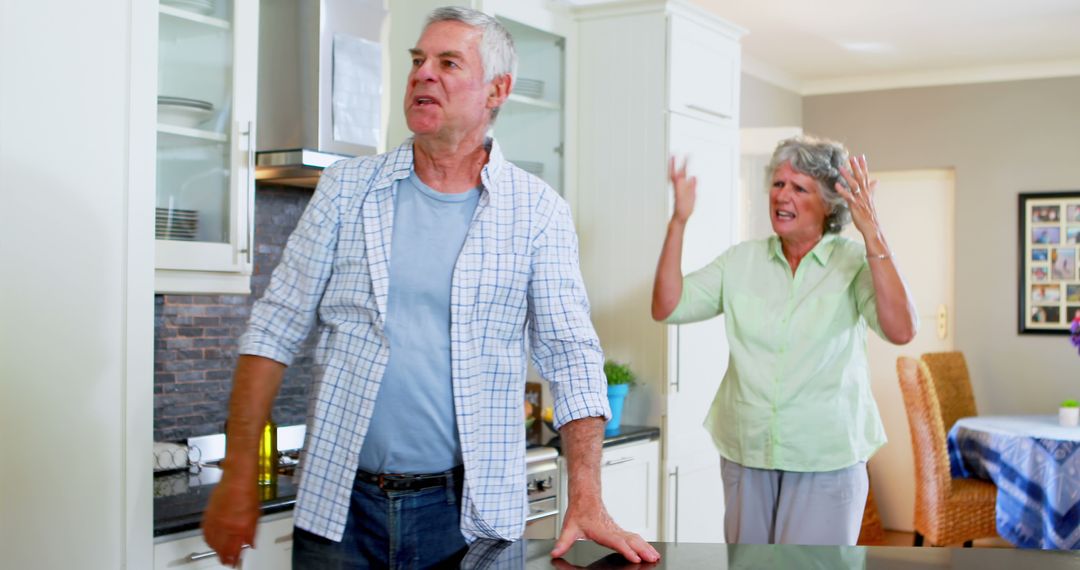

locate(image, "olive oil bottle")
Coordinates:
257 416 278 486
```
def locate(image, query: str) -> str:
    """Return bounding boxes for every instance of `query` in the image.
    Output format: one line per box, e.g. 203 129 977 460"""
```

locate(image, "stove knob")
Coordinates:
535 479 547 492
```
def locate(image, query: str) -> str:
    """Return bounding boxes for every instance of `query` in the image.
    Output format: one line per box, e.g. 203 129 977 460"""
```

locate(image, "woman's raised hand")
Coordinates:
836 154 881 240
669 156 697 224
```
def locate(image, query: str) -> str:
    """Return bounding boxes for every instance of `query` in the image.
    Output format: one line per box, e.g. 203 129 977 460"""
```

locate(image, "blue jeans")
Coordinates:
293 467 468 569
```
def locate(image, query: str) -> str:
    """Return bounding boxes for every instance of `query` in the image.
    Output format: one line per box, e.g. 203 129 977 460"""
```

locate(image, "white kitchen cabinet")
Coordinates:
479 0 576 201
556 438 661 541
154 0 259 294
154 512 293 570
492 16 565 193
668 15 740 125
574 0 744 543
600 439 661 541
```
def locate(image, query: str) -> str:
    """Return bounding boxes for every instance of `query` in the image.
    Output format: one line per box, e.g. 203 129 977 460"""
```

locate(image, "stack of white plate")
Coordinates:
158 95 214 129
156 207 199 241
514 78 545 99
162 0 215 15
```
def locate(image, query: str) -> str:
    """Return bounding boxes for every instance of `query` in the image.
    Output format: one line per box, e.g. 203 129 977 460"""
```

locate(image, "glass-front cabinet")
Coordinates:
155 0 258 294
493 16 565 194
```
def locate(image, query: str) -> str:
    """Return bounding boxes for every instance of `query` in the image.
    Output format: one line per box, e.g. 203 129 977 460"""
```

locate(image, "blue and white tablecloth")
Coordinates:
948 415 1080 549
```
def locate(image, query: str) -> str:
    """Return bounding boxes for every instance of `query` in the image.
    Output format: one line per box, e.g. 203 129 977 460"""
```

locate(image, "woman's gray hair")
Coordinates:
766 135 851 234
426 6 517 120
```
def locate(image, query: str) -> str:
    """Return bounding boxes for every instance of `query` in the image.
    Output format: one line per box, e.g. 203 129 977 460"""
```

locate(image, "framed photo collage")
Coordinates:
1019 191 1080 334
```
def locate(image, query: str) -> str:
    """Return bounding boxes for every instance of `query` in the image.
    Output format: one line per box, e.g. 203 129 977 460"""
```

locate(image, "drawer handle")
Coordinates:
188 544 249 562
686 103 732 120
274 533 293 544
527 508 560 522
604 457 634 466
188 550 217 561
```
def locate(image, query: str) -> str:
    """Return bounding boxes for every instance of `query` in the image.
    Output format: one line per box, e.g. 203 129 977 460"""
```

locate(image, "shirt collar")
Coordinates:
375 136 507 193
768 233 839 267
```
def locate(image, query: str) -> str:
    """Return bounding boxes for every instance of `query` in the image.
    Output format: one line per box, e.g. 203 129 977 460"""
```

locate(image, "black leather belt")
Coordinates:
357 465 463 492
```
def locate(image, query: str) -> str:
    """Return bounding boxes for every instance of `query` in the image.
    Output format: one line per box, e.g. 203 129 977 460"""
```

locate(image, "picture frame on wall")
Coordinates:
1019 191 1080 334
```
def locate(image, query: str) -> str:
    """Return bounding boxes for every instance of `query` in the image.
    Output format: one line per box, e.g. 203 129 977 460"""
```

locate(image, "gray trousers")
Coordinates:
720 457 869 545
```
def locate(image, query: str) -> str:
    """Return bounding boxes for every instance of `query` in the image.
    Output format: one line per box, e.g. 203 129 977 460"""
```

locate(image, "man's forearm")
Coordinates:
221 355 286 481
560 416 606 507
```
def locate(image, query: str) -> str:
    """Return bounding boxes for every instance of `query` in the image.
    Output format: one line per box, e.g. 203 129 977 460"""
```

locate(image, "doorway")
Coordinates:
842 169 956 531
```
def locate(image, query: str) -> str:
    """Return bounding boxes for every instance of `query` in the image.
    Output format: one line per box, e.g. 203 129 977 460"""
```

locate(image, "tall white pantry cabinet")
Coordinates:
574 0 744 542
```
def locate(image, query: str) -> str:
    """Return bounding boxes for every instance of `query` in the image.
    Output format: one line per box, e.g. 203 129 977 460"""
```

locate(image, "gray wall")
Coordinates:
740 72 802 128
804 76 1080 414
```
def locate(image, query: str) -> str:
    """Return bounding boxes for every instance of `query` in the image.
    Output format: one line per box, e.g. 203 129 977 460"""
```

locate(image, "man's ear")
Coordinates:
487 74 512 109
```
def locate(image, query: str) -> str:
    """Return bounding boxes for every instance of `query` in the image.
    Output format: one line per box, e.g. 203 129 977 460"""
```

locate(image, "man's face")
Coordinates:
405 21 500 139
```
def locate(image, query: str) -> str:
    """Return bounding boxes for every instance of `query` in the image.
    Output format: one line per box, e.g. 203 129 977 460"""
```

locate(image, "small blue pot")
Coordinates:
606 383 630 435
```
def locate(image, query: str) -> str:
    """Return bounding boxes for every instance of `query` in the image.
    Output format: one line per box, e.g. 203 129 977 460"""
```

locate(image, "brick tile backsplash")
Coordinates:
154 185 316 442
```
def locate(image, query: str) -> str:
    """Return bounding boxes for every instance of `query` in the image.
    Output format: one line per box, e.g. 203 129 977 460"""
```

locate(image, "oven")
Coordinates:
523 446 560 539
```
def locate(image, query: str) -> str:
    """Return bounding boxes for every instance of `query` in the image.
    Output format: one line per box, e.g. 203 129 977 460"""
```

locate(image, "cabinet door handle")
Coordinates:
671 326 680 392
604 456 634 466
686 103 732 120
669 468 679 542
274 532 294 544
240 120 255 265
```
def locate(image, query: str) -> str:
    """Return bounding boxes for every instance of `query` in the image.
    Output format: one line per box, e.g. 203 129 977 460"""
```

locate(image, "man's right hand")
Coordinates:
202 476 260 567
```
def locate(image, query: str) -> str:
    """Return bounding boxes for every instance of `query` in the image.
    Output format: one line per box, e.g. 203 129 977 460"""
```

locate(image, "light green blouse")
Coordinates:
666 234 890 472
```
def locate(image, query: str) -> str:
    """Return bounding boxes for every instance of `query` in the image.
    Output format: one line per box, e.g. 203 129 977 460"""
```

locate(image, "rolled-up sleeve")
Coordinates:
665 253 726 325
239 165 342 366
526 197 609 430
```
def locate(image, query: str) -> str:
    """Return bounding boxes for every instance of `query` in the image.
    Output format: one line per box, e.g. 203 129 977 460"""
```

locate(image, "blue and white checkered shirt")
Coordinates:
239 138 610 542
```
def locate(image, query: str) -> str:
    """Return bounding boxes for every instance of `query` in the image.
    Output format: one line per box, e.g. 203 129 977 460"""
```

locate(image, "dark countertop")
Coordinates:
153 467 297 537
470 539 1080 569
546 424 660 454
154 426 660 538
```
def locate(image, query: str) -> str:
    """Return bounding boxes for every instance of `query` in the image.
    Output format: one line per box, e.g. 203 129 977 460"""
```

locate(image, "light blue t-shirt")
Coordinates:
357 170 480 473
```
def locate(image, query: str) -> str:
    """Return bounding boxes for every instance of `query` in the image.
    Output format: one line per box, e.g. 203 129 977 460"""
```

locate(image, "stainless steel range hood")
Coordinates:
256 0 388 188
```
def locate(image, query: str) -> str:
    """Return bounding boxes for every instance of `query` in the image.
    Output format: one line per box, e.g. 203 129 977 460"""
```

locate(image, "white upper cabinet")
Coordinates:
668 14 741 124
479 0 576 199
154 0 259 294
493 16 566 193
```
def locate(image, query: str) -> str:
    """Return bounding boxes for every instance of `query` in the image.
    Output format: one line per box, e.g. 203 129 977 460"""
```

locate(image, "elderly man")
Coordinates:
202 6 659 568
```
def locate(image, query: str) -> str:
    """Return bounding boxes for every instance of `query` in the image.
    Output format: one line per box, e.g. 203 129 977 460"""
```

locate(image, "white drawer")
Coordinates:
154 513 293 570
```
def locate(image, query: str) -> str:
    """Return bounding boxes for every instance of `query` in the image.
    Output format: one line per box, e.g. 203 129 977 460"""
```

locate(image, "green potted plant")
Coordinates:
604 359 637 435
1060 399 1079 427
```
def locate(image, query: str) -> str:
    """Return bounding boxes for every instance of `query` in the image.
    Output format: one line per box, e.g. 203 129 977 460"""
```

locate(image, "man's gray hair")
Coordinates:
426 6 517 120
766 135 851 234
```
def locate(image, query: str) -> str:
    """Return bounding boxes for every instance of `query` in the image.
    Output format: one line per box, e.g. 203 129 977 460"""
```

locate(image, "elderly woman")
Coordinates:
651 136 917 545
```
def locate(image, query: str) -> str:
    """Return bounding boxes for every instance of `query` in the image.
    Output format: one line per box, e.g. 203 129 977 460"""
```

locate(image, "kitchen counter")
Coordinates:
153 466 297 537
546 424 660 453
154 425 659 538
464 539 1080 569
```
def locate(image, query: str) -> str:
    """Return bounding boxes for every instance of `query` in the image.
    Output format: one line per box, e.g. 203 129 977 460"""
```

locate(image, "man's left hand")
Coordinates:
550 500 660 564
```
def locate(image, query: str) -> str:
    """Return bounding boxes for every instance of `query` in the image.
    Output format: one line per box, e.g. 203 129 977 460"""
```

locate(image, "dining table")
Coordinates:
947 414 1080 549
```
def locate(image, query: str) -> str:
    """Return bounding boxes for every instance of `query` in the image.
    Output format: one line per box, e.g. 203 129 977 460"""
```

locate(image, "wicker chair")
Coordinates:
896 356 997 547
921 351 979 433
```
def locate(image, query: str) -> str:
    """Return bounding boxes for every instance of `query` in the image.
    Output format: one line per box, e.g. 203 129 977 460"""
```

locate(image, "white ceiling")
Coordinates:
568 0 1080 94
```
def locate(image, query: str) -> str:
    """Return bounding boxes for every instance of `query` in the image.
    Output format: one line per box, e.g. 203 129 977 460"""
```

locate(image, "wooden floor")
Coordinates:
882 530 1013 548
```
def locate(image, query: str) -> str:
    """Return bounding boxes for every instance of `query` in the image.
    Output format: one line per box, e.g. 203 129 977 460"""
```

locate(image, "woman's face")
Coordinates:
769 161 828 245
